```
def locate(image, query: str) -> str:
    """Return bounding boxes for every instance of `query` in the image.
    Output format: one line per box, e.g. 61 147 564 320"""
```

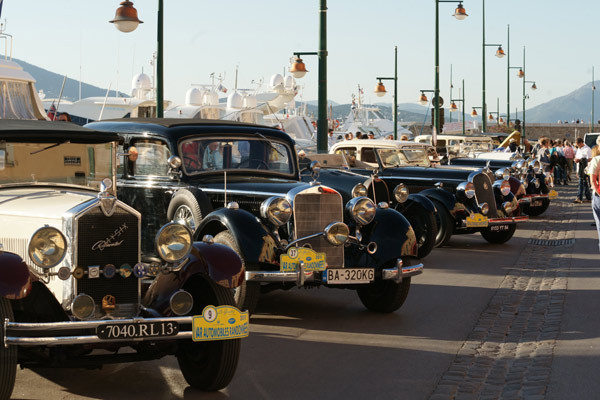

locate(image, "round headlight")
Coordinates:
503 201 515 214
170 290 194 316
156 223 193 263
529 160 541 173
345 197 376 226
393 183 409 203
521 177 528 189
480 202 489 215
324 222 349 246
465 182 476 199
260 196 292 226
71 294 95 320
351 183 368 198
28 226 67 269
500 180 511 196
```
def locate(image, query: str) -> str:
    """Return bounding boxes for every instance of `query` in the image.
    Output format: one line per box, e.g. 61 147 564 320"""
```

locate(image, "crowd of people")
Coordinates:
327 129 411 149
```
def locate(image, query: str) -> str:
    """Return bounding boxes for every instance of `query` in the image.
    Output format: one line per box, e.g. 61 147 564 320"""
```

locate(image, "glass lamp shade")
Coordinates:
517 69 525 78
471 109 478 117
110 1 143 33
453 2 468 20
449 101 458 112
488 113 494 121
418 93 428 106
289 58 308 79
374 82 387 97
531 83 537 90
495 46 506 58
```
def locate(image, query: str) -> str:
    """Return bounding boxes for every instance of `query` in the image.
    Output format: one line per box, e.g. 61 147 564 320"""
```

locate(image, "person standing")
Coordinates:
563 140 575 180
573 137 592 203
589 140 600 252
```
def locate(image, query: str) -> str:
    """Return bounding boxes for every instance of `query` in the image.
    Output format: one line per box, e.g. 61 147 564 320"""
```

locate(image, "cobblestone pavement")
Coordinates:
429 186 578 400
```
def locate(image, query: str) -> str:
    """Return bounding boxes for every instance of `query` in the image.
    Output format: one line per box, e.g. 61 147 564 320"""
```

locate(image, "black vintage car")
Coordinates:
448 156 557 216
0 121 247 399
299 154 437 259
86 119 423 315
330 140 528 246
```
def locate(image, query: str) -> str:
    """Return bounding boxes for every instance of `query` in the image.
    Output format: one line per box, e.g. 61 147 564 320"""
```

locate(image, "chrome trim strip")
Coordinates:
6 331 193 346
382 263 424 283
200 188 286 197
487 216 529 225
7 316 192 331
245 269 315 285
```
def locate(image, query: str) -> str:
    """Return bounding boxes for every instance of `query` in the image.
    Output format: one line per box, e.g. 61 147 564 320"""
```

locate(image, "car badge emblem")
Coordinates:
57 267 71 280
133 263 147 278
102 295 116 311
73 267 85 279
103 264 116 279
119 264 133 278
88 266 100 279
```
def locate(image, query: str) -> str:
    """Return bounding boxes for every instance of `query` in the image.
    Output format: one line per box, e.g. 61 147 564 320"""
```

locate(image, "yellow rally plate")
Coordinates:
280 247 326 272
466 213 489 228
548 189 558 199
192 305 249 342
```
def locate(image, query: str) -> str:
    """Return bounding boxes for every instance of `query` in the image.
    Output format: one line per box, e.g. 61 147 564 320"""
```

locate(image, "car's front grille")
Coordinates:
293 188 344 268
75 205 140 308
472 173 499 218
369 179 390 204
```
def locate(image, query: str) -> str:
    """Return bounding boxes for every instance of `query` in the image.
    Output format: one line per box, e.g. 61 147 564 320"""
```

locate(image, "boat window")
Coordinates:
0 81 38 119
130 139 172 177
178 137 294 176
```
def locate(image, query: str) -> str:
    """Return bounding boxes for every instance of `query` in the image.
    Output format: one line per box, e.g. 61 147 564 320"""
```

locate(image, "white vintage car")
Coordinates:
0 120 247 399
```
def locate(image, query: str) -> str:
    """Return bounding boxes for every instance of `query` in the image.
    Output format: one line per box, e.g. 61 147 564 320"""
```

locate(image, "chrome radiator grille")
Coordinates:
472 173 499 218
75 205 140 307
293 188 344 268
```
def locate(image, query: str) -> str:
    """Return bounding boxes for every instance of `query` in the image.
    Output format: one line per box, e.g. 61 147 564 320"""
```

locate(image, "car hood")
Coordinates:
381 165 478 182
196 176 307 197
0 187 95 219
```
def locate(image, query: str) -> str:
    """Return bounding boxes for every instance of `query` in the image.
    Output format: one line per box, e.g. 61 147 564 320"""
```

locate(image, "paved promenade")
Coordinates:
429 184 600 399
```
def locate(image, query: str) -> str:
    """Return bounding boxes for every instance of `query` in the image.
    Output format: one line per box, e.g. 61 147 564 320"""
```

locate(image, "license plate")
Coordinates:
97 321 179 340
490 224 510 232
531 200 542 207
466 213 488 228
325 268 374 284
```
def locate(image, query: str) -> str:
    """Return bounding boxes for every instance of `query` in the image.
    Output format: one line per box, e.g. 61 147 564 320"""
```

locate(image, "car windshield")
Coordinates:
179 137 294 175
0 141 114 188
377 147 432 167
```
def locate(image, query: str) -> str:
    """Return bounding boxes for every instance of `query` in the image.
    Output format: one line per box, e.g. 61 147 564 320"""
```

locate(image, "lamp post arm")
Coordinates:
157 0 164 118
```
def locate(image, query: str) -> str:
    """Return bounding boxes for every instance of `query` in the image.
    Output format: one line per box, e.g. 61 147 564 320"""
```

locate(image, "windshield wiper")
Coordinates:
253 132 286 158
30 140 70 155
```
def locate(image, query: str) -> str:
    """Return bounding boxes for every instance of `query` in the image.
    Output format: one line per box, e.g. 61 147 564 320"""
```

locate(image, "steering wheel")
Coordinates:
238 158 269 170
183 155 200 170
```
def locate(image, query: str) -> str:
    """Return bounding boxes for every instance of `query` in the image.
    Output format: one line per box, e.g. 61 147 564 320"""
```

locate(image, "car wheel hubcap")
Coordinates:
174 205 196 231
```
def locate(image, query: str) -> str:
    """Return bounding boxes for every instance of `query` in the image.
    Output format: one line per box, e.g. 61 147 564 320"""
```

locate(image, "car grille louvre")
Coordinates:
76 205 140 307
293 190 344 268
472 173 499 218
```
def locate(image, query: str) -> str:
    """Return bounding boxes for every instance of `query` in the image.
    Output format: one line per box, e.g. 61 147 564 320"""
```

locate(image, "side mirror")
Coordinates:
168 155 182 169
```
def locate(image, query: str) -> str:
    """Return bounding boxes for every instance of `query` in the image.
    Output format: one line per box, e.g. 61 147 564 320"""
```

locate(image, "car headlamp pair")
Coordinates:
345 197 376 226
260 197 292 226
458 182 476 199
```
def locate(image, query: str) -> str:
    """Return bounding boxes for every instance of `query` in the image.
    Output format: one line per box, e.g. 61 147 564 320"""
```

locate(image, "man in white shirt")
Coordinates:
203 142 223 170
573 138 592 203
588 141 600 252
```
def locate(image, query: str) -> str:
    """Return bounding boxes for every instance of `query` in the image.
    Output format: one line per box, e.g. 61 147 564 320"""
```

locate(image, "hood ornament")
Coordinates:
98 178 117 217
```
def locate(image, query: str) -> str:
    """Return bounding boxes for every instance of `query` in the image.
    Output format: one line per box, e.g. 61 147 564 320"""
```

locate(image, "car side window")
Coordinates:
361 147 377 163
131 139 171 177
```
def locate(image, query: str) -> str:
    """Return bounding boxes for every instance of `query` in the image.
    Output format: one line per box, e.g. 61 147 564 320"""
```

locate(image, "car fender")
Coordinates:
419 187 456 212
196 208 279 268
396 193 436 214
0 251 32 300
358 208 417 268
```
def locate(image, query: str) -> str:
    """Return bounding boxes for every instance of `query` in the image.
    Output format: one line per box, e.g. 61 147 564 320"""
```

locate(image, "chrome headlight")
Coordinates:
260 196 292 226
531 178 540 189
345 197 376 226
28 226 67 269
459 182 476 199
503 201 516 214
521 176 529 189
351 183 368 198
529 160 541 173
393 183 409 203
156 222 193 263
480 202 489 215
500 180 511 196
324 222 349 246
71 294 95 320
170 290 194 316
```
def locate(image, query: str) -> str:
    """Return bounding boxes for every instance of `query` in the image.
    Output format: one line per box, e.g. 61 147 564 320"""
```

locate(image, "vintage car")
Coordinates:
0 120 248 399
86 119 424 315
299 154 437 259
330 140 528 246
448 155 556 216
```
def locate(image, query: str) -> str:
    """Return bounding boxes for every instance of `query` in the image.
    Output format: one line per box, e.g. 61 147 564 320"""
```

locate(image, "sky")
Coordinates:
2 0 599 117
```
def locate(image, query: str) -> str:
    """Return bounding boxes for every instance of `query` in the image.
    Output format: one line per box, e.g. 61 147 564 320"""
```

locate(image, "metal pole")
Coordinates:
317 0 328 152
157 0 164 118
506 24 510 126
462 79 465 135
394 45 398 140
449 64 453 122
434 0 440 143
592 66 595 134
522 46 526 140
497 97 500 126
482 0 487 132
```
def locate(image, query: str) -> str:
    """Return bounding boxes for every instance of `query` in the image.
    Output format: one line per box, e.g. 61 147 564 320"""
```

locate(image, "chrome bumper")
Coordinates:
518 194 548 204
488 216 529 225
382 260 424 283
4 316 193 347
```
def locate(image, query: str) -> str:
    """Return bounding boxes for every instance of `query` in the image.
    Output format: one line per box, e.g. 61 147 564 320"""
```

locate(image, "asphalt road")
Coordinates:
11 186 599 400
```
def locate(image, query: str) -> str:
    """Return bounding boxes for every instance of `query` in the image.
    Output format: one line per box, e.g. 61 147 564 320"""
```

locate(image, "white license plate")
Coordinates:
97 321 179 340
531 200 542 207
490 225 510 232
325 268 374 284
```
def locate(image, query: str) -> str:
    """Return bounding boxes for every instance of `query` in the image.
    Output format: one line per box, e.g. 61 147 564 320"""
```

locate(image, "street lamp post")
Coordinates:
434 1 468 144
449 79 466 135
481 0 504 133
488 97 500 126
373 46 398 139
591 66 596 134
289 0 328 152
110 0 164 117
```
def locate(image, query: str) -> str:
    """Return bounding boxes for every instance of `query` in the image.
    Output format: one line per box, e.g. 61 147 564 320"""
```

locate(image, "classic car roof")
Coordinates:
0 120 119 143
330 139 431 151
86 118 295 144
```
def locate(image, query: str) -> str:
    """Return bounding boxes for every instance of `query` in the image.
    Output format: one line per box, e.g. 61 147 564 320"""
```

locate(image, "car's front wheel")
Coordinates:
431 199 453 247
480 224 517 244
0 297 17 400
176 276 241 391
403 206 437 258
356 277 411 313
522 198 550 217
213 230 260 314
